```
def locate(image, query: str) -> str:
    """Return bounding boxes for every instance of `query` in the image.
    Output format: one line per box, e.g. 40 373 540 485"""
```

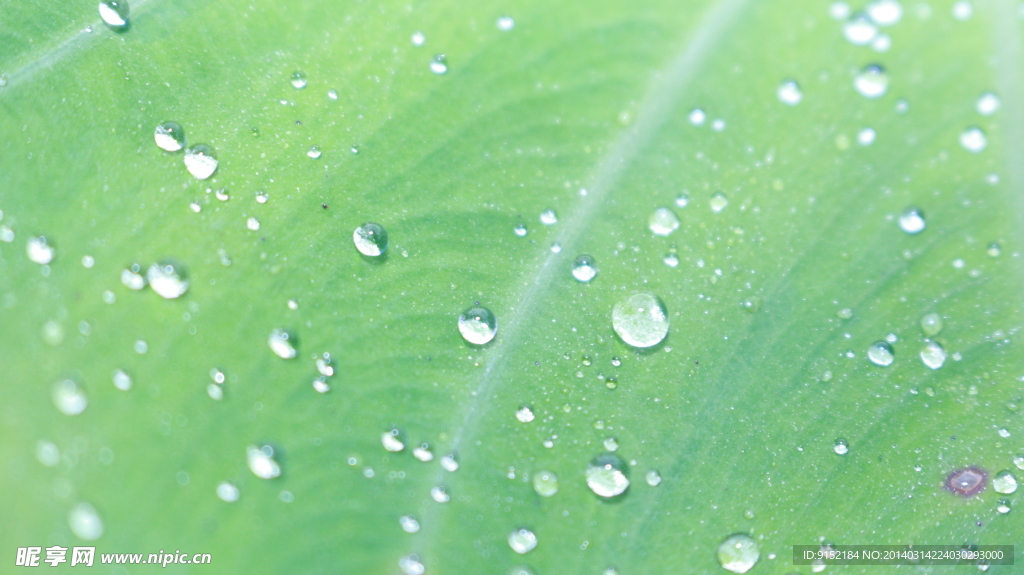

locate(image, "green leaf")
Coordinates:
2 0 1022 573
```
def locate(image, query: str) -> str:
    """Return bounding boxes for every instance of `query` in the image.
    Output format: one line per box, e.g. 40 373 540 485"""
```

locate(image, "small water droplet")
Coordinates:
246 445 281 479
648 207 680 236
268 329 298 359
430 486 450 503
898 207 926 234
440 453 459 472
959 126 987 152
68 502 103 540
718 534 759 574
689 108 706 125
184 145 218 180
920 312 942 336
430 55 448 75
952 0 973 20
572 254 598 283
857 127 876 146
147 261 189 299
290 71 307 89
412 443 433 462
854 64 889 98
134 340 148 354
98 0 129 30
382 429 405 452
353 222 388 257
996 499 1012 514
513 223 528 237
497 16 515 31
603 437 619 451
976 92 1000 116
515 406 535 423
993 470 1018 494
154 121 185 152
27 236 55 264
216 481 240 502
112 369 132 391
540 209 558 225
777 80 803 105
400 515 420 533
645 470 662 486
612 292 669 348
987 242 1001 257
867 341 895 366
52 380 87 415
532 470 559 496
920 340 946 370
867 0 903 25
837 308 853 319
312 377 331 393
458 306 498 345
307 145 322 159
709 193 729 213
411 31 426 46
215 188 229 201
246 217 260 231
585 453 629 498
711 118 726 131
508 528 537 554
327 89 338 100
833 438 849 455
843 12 878 45
399 555 425 575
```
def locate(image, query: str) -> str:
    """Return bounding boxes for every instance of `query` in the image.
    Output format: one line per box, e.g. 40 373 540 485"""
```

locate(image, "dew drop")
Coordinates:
411 31 425 46
289 71 307 89
952 0 973 20
307 145 322 159
52 380 87 415
98 0 129 30
689 108 706 126
572 254 598 283
709 193 729 213
184 145 218 180
664 253 679 267
147 261 188 299
112 369 132 391
977 92 1000 116
353 222 388 257
458 306 497 345
612 292 669 348
400 515 420 533
867 0 903 25
718 534 759 574
497 16 515 31
857 127 876 146
268 329 298 359
920 341 946 370
246 217 260 231
866 341 894 367
216 481 240 502
993 470 1018 494
532 470 559 497
508 529 537 554
645 470 662 486
513 223 528 237
154 121 185 152
430 55 448 75
843 13 878 45
540 209 558 225
854 64 889 98
440 453 459 472
382 429 405 452
27 236 55 264
36 440 60 467
515 406 535 423
959 127 987 152
920 312 942 336
649 207 680 236
833 438 849 455
898 207 926 234
430 486 450 503
399 555 425 575
246 445 281 479
412 443 433 462
777 80 803 105
585 453 629 498
68 502 104 540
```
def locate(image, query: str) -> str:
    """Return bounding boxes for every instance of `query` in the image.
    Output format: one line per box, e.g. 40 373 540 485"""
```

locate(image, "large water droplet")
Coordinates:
532 470 559 497
52 380 88 415
68 502 104 540
898 207 926 234
585 453 629 498
612 292 669 348
98 0 129 30
154 121 185 152
572 254 598 283
147 261 189 299
717 534 759 574
993 470 1018 494
246 445 281 479
649 207 680 236
777 80 803 105
867 0 903 25
508 529 538 554
854 65 889 98
920 313 942 336
184 145 218 180
843 13 878 45
458 306 497 345
353 223 388 257
867 341 894 366
27 236 55 264
959 127 987 152
920 341 946 369
268 329 298 359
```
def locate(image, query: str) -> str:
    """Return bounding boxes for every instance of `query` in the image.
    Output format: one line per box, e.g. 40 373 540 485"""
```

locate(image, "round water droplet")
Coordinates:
214 481 239 503
307 145 322 159
400 514 420 533
645 470 662 486
382 429 405 452
572 254 598 283
68 502 104 540
867 341 894 366
268 329 298 359
430 55 448 75
959 126 987 152
533 470 559 497
508 528 537 554
977 92 1000 116
649 207 680 236
184 145 218 180
146 261 189 299
993 470 1018 494
412 443 433 462
843 13 878 45
290 71 307 89
1013 455 1024 471
513 223 528 237
430 486 450 503
585 453 629 497
857 127 876 146
497 16 515 31
26 236 55 264
440 453 459 472
98 0 129 30
920 312 942 336
898 207 926 234
36 440 60 467
997 499 1012 514
540 209 558 225
710 193 729 213
718 534 759 574
867 0 903 25
952 0 972 20
603 437 619 451
112 369 132 391
246 217 260 231
52 380 87 415
920 341 946 370
833 439 849 455
515 406 535 422
353 222 388 257
854 64 889 99
612 292 669 348
689 108 706 125
411 31 426 46
458 306 498 345
777 80 803 105
154 121 185 152
246 445 281 479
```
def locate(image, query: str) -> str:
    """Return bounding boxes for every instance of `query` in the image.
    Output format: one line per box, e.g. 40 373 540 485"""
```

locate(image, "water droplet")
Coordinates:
246 445 281 479
98 0 129 30
52 380 87 415
37 440 60 467
718 534 759 574
516 406 535 423
312 377 331 393
68 502 103 540
147 261 189 299
837 308 854 319
440 453 459 472
550 242 561 253
134 340 148 354
572 254 598 283
112 369 132 391
867 341 895 366
430 55 448 75
920 313 942 336
993 470 1018 494
709 193 729 213
976 92 1000 116
920 341 946 370
540 209 558 225
0 225 14 243
307 145 322 159
215 188 229 201
996 499 1011 514
833 439 849 455
458 306 498 345
711 118 726 131
290 71 307 89
675 193 690 208
854 64 889 98
602 437 619 452
585 453 629 498
645 470 662 486
612 292 669 348
26 236 55 265
867 0 903 25
184 145 218 180
844 13 878 45
1014 455 1024 470
120 264 146 289
411 31 425 46
497 16 515 31
154 121 185 152
509 567 536 575
898 207 926 234
216 481 240 502
327 89 338 100
513 223 528 237
353 222 388 257
532 470 559 496
246 217 260 231
400 515 420 533
430 486 450 503
382 429 405 452
399 555 425 575
287 298 299 310
689 108 706 125
649 207 680 236
857 127 876 146
508 528 537 554
412 443 433 462
268 329 298 359
959 126 987 152
952 0 973 20
872 33 891 51
777 80 802 105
